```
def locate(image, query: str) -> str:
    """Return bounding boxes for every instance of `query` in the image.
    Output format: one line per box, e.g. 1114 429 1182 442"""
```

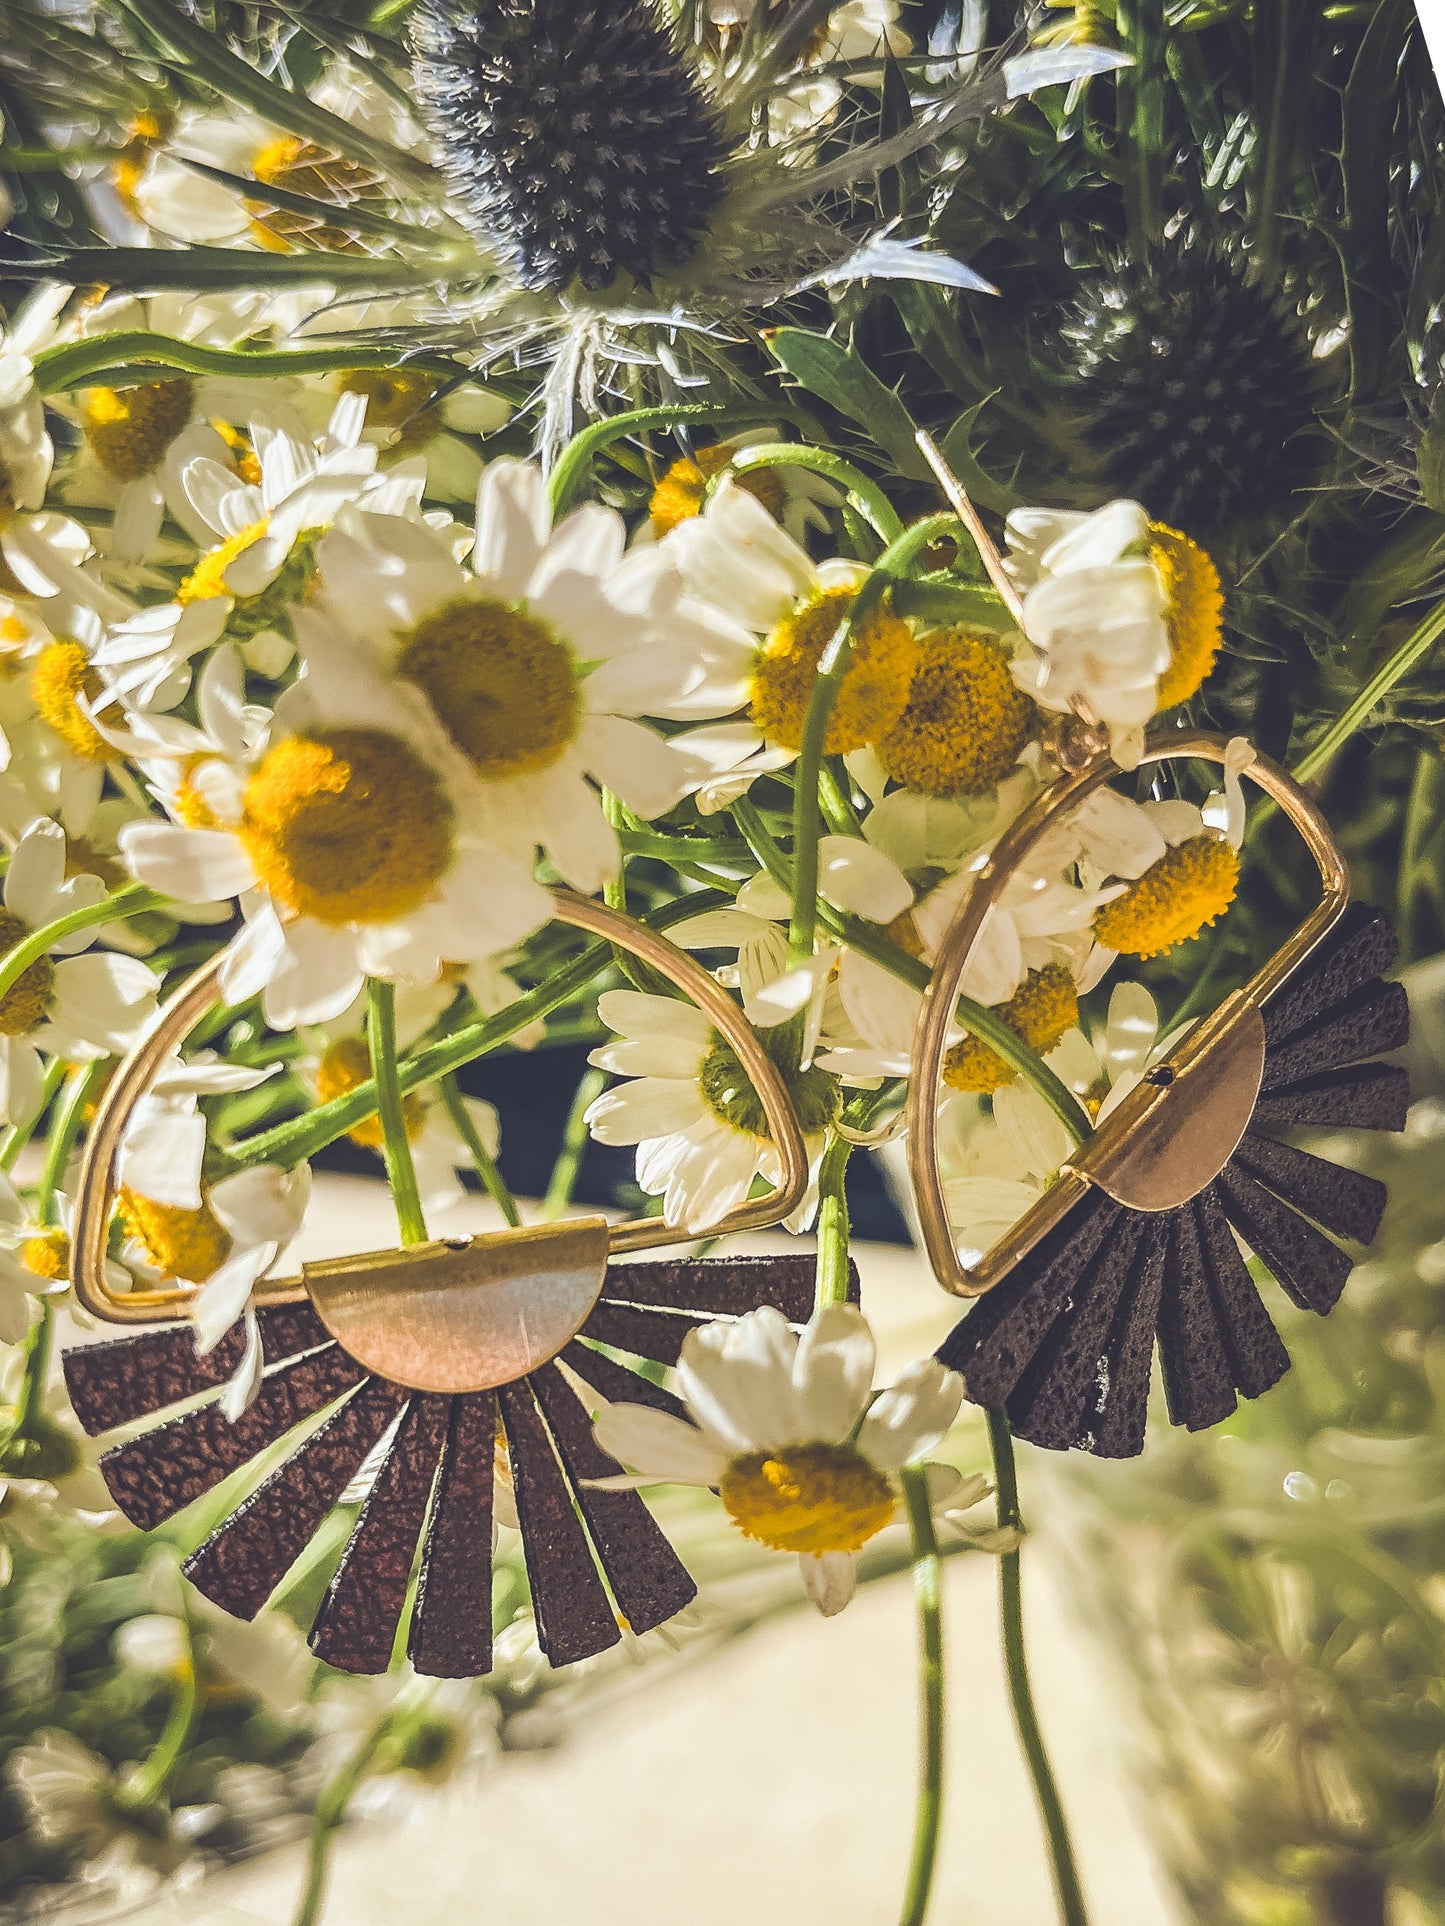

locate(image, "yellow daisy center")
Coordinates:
648 444 786 537
750 586 918 756
0 613 30 676
699 1029 839 1139
877 626 1037 797
81 379 195 483
177 519 270 606
943 962 1079 1095
396 596 583 781
247 136 379 254
118 1187 233 1284
1150 524 1224 711
31 641 125 764
1094 835 1240 959
239 728 454 927
20 1231 71 1283
174 754 221 830
179 520 319 642
338 370 444 452
885 907 925 959
210 419 263 488
316 1036 428 1151
111 109 170 219
720 1442 895 1555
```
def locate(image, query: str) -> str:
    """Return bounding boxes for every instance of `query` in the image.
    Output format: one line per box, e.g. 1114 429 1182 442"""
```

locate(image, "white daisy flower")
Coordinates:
664 479 920 812
1004 499 1170 769
0 1181 116 1344
301 369 512 504
60 290 286 566
583 986 839 1232
299 460 711 892
118 642 550 1029
0 819 159 1126
592 1300 984 1616
93 391 420 705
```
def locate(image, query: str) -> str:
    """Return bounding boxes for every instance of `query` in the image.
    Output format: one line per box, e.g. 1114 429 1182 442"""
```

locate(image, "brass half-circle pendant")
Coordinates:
933 901 1408 1458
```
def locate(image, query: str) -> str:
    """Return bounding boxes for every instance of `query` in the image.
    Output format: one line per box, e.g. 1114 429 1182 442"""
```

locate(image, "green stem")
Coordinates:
439 1075 521 1229
0 887 166 1009
548 403 733 515
716 444 906 544
366 981 427 1247
814 1131 854 1310
291 1712 397 1926
38 1061 106 1224
125 1609 200 1808
33 331 470 395
898 1463 946 1926
987 1410 1090 1926
543 1069 607 1220
788 516 960 967
731 800 1090 1144
1292 598 1445 782
12 1300 54 1438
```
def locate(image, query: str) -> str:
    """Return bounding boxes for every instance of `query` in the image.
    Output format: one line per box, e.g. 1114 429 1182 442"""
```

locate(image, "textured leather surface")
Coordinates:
410 1390 498 1678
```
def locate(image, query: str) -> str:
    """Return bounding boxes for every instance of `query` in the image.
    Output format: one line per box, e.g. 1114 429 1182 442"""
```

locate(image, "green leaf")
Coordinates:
32 330 472 395
1418 408 1445 514
1341 0 1410 403
939 401 1017 514
2 242 427 293
766 327 928 479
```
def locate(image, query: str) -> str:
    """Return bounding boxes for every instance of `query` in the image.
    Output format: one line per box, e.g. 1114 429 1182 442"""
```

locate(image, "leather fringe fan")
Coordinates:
907 733 1410 1461
64 1251 855 1674
60 891 817 1675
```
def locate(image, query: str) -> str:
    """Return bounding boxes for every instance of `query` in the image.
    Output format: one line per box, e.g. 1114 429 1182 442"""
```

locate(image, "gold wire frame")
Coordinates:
906 730 1351 1300
71 889 811 1326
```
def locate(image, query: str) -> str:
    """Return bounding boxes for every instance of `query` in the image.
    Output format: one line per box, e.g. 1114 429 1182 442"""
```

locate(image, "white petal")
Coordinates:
817 836 913 924
4 818 66 925
677 1304 801 1453
208 1162 311 1249
792 1303 875 1445
799 1551 859 1617
584 1078 709 1146
120 824 255 903
575 714 689 820
857 1359 965 1471
262 920 365 1028
120 1106 206 1209
472 459 550 596
591 1402 729 1486
596 989 711 1049
664 1122 759 1233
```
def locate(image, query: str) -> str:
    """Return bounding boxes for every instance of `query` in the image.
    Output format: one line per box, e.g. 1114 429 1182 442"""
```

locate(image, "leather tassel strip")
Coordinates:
63 1253 827 1676
937 903 1410 1458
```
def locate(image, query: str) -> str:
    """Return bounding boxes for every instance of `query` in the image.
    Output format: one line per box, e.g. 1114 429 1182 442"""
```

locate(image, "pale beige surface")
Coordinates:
117 1178 1182 1926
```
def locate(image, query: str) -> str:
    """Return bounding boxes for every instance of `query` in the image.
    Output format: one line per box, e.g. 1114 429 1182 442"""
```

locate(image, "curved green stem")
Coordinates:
38 1059 108 1225
366 981 427 1247
291 1710 398 1926
542 1068 607 1220
987 1410 1090 1926
440 1075 521 1229
814 1131 854 1311
0 886 166 1009
548 402 733 515
1292 598 1445 782
34 331 471 395
898 1462 946 1926
715 444 906 544
124 1607 199 1809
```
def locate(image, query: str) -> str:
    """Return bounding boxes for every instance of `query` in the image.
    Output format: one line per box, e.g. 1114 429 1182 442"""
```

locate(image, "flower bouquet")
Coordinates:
0 0 1440 1920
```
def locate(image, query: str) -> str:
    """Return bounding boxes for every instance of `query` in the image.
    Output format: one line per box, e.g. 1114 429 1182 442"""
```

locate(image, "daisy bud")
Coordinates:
412 0 729 293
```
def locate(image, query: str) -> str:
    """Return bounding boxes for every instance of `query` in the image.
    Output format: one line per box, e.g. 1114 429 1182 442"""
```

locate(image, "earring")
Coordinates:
63 889 838 1673
906 731 1409 1459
